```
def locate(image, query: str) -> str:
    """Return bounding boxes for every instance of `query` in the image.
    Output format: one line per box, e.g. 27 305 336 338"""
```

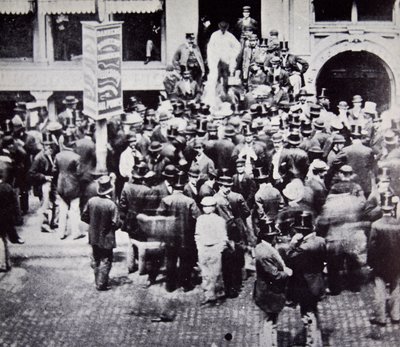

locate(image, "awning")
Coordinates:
37 0 163 15
38 0 96 14
106 0 163 13
0 0 34 14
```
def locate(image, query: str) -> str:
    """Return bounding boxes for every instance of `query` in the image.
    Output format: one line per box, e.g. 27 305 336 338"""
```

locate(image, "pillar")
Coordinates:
33 0 48 62
261 0 284 39
95 119 108 172
165 0 199 63
30 90 54 108
291 0 310 55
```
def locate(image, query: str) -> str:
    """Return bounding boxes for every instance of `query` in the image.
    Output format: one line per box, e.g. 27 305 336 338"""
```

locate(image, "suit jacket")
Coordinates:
286 233 326 302
254 183 283 222
281 53 309 74
146 181 172 214
305 177 327 216
198 181 216 201
172 43 205 76
175 80 202 102
265 68 290 88
183 182 200 205
157 191 201 247
81 195 120 249
238 45 262 79
55 149 81 202
254 241 289 314
232 173 257 209
75 137 96 185
235 17 258 38
311 131 330 152
340 140 374 195
368 215 400 282
119 182 151 237
190 153 215 181
29 150 55 186
205 139 235 173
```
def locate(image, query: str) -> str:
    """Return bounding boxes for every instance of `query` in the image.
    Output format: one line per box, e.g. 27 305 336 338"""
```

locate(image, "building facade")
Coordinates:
0 0 399 114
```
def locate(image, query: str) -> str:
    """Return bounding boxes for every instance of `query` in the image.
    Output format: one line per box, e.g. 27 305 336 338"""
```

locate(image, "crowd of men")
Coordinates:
0 7 399 346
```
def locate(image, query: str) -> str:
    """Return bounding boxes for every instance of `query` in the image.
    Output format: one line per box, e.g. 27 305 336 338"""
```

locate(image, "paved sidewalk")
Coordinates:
0 201 399 346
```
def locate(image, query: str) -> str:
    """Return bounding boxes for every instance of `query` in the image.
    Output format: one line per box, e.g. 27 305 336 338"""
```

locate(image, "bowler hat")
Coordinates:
188 166 200 178
308 145 324 161
312 118 325 130
132 162 149 180
97 175 114 196
159 111 169 122
272 133 283 143
162 165 178 179
352 95 363 103
224 125 236 138
217 175 233 187
287 131 301 146
384 129 397 145
337 101 349 110
63 95 79 105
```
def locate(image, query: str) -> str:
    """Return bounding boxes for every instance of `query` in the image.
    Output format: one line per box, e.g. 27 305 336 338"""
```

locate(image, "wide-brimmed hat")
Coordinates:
63 95 79 105
162 165 178 179
97 175 114 196
384 129 397 145
149 141 163 153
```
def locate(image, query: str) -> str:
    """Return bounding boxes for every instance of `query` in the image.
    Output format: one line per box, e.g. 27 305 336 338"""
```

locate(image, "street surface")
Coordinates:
1 198 399 347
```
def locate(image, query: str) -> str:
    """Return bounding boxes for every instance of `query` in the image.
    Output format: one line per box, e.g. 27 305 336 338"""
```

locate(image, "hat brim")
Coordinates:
149 146 162 152
97 185 114 196
217 181 233 187
63 100 79 105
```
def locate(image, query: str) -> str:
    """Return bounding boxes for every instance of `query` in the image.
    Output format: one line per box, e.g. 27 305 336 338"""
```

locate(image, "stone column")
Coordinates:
261 0 283 39
33 0 48 62
30 91 53 108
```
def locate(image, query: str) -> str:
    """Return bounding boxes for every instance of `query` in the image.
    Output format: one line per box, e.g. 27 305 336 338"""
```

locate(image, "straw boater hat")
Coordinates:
63 95 79 105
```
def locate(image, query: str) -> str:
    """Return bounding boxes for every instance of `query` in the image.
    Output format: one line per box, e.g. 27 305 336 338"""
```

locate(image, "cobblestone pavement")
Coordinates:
0 200 400 347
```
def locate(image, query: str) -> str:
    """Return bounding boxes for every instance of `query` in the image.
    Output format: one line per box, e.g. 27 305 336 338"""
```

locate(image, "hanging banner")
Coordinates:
82 21 123 120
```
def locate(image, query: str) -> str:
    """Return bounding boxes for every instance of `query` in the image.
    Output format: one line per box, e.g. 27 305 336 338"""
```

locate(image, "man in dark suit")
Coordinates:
54 134 82 240
305 159 329 216
190 138 215 182
340 125 374 198
157 171 201 292
368 193 400 326
235 6 258 41
286 212 326 347
150 112 169 144
232 158 257 210
175 70 202 103
254 219 292 347
81 175 120 291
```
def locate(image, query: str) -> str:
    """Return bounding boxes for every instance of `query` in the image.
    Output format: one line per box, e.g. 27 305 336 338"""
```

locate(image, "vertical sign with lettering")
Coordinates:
82 21 123 120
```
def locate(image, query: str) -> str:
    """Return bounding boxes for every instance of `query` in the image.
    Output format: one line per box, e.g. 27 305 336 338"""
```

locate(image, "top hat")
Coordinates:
200 105 211 116
201 196 217 207
259 218 280 237
196 119 208 134
293 211 314 231
167 125 179 139
207 123 218 132
350 124 363 138
162 165 178 179
253 166 269 181
380 191 398 212
391 119 400 133
85 122 96 136
378 167 391 183
242 124 255 136
63 95 79 105
317 88 328 99
63 133 76 148
173 171 188 189
363 101 377 114
42 132 53 145
384 129 397 145
269 105 279 117
149 141 163 153
296 88 313 98
287 131 302 146
337 101 349 110
259 38 268 47
280 41 289 52
64 117 75 128
352 95 363 103
97 175 114 196
332 134 346 144
1 119 14 135
132 161 149 180
301 120 313 135
250 104 262 117
310 104 322 117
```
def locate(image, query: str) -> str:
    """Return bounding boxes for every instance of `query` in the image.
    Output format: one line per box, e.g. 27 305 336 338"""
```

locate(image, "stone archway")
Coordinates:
306 33 400 109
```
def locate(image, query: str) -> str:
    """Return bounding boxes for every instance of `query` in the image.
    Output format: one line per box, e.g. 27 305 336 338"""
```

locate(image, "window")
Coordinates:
356 0 395 21
0 14 34 59
314 0 353 21
113 12 162 62
51 13 97 61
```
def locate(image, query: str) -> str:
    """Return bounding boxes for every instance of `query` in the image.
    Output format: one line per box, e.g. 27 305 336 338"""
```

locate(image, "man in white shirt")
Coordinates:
119 132 143 180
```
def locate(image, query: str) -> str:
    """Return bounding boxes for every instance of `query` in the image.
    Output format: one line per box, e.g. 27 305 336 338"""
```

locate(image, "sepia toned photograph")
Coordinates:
0 0 399 346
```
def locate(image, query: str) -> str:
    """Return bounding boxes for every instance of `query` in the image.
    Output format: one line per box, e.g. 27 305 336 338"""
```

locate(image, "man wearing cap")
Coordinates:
339 126 374 198
157 171 201 292
368 192 400 326
267 29 280 53
175 69 202 103
29 132 57 233
286 212 326 346
119 163 152 273
214 173 250 297
254 218 292 347
237 33 261 83
81 175 120 291
173 33 205 85
195 196 228 305
235 6 258 41
279 42 309 96
54 133 83 240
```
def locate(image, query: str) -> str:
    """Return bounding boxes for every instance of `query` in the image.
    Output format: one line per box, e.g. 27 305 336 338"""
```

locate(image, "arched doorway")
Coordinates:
316 51 391 112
